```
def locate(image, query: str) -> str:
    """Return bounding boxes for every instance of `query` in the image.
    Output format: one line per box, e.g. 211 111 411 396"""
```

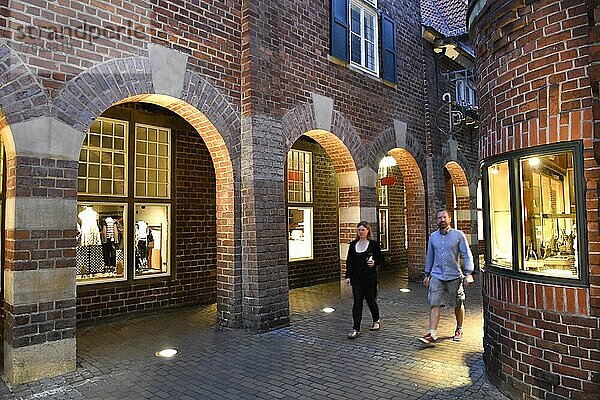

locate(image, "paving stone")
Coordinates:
0 270 508 400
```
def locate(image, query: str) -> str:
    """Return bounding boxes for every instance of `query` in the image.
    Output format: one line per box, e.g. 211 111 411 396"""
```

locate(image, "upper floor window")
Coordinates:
330 0 397 83
482 141 587 286
350 1 378 74
456 79 477 108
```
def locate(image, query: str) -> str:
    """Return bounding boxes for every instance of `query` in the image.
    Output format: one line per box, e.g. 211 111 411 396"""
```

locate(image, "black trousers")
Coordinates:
352 283 380 331
101 239 116 267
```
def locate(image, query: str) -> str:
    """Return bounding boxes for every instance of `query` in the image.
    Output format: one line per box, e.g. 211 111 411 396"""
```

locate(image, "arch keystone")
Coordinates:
148 44 189 99
311 93 334 131
394 119 408 148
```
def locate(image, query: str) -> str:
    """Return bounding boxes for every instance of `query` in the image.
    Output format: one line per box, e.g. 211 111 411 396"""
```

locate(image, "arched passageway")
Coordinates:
284 129 361 286
387 148 426 281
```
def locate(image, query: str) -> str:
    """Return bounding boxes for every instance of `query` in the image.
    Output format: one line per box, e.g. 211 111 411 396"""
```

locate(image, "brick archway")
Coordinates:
282 105 366 279
387 148 427 281
53 58 242 328
0 43 50 127
444 161 471 234
369 125 427 281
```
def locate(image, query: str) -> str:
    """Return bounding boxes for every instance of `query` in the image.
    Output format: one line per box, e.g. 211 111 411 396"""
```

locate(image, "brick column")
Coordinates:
240 115 289 330
2 117 82 384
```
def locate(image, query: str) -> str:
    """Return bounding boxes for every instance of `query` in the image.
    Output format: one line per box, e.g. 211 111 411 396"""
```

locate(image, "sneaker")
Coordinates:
348 330 360 339
418 332 437 344
370 320 381 331
453 329 463 341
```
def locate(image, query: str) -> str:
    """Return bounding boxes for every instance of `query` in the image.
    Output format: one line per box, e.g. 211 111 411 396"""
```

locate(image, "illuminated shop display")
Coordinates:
483 142 587 283
287 149 313 260
77 117 171 283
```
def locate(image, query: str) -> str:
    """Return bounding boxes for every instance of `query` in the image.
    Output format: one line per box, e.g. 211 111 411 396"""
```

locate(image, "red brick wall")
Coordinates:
76 105 216 322
471 0 600 398
1 0 242 102
241 0 426 143
287 136 339 288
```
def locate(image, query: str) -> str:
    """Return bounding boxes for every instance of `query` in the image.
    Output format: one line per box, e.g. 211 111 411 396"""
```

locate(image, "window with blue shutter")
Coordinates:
381 13 397 83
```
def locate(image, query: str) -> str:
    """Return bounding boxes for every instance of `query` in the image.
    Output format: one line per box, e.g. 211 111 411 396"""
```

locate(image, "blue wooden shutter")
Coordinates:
381 13 397 83
331 0 349 62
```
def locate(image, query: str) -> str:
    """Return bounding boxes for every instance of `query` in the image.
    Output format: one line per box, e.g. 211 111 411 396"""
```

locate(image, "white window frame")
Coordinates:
349 0 379 76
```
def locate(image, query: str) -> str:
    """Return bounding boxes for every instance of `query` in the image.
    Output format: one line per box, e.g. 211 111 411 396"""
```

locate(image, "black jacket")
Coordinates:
345 239 382 286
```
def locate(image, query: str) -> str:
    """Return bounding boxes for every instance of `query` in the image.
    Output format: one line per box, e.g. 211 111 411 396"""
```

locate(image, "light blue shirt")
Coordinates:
425 228 474 281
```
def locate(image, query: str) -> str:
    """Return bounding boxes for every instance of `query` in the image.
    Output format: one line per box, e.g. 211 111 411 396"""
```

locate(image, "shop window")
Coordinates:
483 142 587 284
377 166 389 251
78 116 171 283
287 149 313 261
487 161 512 268
477 180 484 240
288 207 313 260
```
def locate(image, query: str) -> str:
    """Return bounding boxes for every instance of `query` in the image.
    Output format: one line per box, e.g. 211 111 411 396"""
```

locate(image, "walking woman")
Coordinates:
344 221 382 339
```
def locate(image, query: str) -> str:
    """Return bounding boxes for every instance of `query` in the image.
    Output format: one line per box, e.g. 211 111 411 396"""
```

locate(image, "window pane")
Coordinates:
78 118 128 196
287 149 312 204
76 203 126 283
351 34 362 64
135 124 171 199
488 161 512 268
134 203 170 278
520 152 578 278
288 207 313 260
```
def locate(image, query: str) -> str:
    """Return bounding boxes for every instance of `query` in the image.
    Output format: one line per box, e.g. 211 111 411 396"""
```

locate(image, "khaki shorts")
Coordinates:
428 276 465 307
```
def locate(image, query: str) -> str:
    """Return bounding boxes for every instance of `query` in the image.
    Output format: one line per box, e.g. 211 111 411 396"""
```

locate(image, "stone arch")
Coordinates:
444 161 471 233
370 125 427 281
282 104 366 279
52 58 242 327
387 148 427 281
441 150 480 263
0 43 50 127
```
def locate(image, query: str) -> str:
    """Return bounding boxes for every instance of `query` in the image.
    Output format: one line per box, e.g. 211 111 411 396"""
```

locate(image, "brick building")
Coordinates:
469 0 600 399
0 0 479 384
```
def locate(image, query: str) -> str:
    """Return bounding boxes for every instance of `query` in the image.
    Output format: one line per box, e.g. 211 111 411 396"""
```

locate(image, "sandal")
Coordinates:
347 329 360 339
370 320 381 331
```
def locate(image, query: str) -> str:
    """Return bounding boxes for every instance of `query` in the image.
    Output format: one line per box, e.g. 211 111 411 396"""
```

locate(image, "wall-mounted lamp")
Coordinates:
379 156 397 168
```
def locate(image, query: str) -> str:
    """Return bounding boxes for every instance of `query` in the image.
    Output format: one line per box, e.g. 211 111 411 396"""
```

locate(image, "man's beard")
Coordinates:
438 222 449 230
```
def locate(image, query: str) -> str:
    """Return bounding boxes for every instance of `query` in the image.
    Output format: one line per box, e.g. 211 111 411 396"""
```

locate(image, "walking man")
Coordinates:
419 208 474 344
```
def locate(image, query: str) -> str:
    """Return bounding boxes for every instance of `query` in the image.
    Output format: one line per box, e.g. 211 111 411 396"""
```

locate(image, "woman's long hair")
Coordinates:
354 220 372 241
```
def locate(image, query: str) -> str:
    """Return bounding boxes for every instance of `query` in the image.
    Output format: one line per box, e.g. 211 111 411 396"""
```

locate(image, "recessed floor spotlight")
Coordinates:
321 307 335 313
400 288 411 293
155 348 178 358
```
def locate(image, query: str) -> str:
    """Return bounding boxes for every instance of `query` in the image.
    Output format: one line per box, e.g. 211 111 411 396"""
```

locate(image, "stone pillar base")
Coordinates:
4 338 76 385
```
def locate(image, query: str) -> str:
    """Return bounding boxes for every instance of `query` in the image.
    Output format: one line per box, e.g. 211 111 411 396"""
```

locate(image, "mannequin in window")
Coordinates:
135 220 149 271
101 216 117 270
78 206 101 246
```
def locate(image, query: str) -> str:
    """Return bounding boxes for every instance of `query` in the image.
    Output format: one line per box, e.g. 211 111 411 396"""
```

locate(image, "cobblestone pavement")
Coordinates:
0 269 509 400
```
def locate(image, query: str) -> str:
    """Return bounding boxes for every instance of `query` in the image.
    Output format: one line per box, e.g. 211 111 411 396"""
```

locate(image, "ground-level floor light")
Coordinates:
399 288 411 293
321 307 335 313
155 348 178 358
